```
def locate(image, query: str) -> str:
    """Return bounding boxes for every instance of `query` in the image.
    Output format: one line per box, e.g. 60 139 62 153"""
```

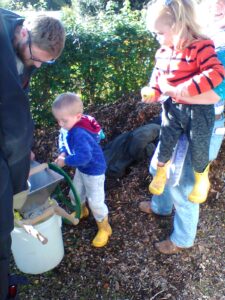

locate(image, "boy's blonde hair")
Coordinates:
146 0 208 49
25 15 65 57
52 92 83 115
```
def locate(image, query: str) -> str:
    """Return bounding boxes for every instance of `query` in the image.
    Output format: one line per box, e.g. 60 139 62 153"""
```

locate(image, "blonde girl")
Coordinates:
141 0 225 204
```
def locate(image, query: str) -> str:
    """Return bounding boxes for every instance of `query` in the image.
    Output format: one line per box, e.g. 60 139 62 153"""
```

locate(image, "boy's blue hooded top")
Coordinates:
63 115 106 176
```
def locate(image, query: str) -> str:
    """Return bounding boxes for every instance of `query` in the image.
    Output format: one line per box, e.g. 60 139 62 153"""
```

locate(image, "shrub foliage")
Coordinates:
29 1 157 126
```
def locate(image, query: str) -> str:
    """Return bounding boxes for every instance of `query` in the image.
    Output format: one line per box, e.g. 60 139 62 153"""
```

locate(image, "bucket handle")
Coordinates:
15 205 79 245
19 205 79 226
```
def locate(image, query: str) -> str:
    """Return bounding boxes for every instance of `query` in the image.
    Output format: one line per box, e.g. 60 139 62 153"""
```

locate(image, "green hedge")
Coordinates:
30 2 157 126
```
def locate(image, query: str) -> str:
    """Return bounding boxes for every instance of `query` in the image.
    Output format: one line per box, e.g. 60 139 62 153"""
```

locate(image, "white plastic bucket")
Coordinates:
11 214 64 274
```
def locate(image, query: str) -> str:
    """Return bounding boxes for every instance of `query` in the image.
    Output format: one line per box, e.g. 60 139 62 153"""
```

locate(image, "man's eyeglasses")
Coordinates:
27 31 55 64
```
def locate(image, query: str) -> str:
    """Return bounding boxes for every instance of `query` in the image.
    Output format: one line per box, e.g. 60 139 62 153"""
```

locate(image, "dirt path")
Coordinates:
14 95 225 299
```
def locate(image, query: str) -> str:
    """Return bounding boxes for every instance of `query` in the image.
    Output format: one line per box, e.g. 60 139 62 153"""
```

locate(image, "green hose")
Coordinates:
48 163 81 219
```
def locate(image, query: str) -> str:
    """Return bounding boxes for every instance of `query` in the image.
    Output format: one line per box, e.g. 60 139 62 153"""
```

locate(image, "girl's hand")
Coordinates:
158 76 176 97
141 86 156 103
158 76 191 99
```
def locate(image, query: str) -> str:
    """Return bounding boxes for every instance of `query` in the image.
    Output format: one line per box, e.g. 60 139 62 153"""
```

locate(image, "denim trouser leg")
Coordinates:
150 143 174 215
149 117 224 248
150 143 199 247
169 151 199 248
151 189 173 216
208 117 225 160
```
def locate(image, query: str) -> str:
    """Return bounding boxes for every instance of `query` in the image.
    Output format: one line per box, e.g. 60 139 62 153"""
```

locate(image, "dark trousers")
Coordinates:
0 236 11 300
158 98 215 172
0 152 30 300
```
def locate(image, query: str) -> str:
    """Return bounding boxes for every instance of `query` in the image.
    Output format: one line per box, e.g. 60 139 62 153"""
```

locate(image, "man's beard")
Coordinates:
15 41 33 67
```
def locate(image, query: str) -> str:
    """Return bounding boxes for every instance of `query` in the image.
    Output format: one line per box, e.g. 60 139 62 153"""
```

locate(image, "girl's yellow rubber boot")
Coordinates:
188 164 210 204
149 161 170 195
92 216 112 248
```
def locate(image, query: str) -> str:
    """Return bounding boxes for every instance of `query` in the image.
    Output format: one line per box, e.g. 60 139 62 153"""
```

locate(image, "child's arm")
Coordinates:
54 129 69 167
55 152 66 167
55 138 92 168
176 90 220 104
58 128 69 154
181 40 225 97
158 76 220 104
141 67 162 103
64 132 92 168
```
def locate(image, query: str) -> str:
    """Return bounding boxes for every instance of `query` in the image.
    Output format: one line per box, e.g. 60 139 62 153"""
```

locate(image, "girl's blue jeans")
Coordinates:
149 116 224 248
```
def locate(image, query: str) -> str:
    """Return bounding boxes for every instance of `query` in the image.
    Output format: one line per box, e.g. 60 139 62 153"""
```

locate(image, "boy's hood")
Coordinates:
74 115 101 134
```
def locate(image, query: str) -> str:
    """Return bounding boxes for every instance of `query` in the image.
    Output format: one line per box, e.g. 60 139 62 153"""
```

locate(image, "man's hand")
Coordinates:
30 151 35 160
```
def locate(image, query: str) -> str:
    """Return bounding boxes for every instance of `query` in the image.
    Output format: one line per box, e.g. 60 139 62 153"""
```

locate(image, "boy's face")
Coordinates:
53 109 81 130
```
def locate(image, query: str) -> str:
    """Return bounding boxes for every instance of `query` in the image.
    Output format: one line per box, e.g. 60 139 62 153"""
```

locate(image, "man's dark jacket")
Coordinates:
0 8 34 194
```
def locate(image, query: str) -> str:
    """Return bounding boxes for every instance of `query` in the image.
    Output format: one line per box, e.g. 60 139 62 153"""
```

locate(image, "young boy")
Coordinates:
52 92 112 247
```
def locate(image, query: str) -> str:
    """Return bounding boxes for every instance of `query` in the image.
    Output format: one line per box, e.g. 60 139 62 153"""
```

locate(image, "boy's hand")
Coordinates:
55 155 66 167
141 86 156 103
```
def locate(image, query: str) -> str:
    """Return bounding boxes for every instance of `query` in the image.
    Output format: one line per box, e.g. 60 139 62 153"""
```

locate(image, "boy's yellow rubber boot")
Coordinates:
188 164 210 204
149 161 170 195
71 204 89 219
80 205 89 218
92 216 112 248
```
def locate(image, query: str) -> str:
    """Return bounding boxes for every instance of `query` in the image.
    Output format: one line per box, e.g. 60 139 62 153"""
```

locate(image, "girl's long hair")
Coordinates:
146 0 209 49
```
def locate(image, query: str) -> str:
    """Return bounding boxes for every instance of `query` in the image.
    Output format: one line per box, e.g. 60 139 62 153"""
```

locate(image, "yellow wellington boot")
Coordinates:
149 161 170 195
92 216 112 248
188 164 210 204
71 204 89 220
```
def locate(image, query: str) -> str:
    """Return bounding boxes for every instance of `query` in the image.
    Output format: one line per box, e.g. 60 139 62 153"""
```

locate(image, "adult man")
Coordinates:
139 0 225 255
0 8 65 299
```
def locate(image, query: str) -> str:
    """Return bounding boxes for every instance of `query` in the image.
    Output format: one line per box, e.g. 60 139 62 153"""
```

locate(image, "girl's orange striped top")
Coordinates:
150 39 225 101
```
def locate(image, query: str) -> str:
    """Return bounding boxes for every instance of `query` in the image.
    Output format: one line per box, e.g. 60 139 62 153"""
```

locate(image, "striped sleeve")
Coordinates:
187 40 225 96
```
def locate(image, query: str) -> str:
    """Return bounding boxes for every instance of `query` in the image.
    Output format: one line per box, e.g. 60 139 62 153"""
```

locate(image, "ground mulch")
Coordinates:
12 94 225 300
